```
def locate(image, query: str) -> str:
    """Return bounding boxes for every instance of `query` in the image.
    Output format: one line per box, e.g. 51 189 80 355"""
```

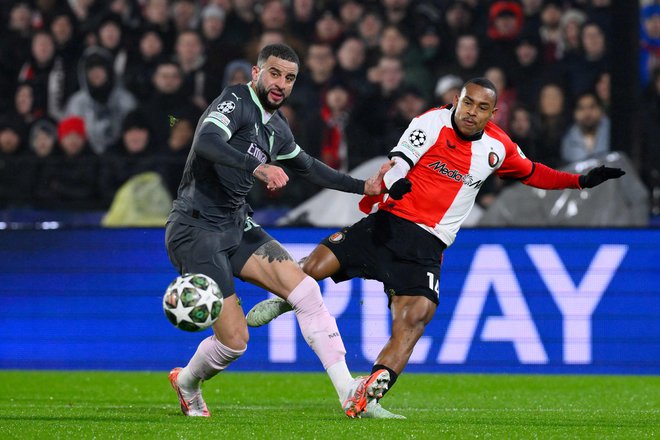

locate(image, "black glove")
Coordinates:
578 166 626 189
388 178 412 199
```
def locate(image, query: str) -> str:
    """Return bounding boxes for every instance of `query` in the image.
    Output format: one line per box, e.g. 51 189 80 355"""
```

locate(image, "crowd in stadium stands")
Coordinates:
0 0 655 217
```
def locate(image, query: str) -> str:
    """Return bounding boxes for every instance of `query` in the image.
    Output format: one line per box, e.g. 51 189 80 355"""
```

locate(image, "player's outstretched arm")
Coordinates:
279 150 367 194
578 165 626 188
521 162 625 190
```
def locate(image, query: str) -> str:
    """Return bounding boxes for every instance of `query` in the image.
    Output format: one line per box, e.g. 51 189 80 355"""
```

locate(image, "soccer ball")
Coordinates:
163 273 223 332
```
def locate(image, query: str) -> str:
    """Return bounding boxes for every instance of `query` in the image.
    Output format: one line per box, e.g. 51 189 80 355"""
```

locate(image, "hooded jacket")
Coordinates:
65 46 137 154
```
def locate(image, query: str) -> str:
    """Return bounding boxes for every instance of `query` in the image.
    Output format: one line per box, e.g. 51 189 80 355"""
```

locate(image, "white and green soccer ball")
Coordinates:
163 273 223 332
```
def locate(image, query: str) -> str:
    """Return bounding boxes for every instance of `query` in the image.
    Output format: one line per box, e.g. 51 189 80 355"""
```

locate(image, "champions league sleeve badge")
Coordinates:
409 129 427 147
218 101 236 113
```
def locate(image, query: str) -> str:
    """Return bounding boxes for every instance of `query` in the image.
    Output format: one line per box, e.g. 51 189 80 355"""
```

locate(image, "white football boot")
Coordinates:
246 297 292 327
362 400 406 419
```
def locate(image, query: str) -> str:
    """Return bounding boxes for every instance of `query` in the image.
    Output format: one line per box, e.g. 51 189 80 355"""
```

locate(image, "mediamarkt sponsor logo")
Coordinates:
427 160 483 188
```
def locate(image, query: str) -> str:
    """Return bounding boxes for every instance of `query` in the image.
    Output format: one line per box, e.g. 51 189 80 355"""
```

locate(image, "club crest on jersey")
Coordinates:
328 232 345 243
217 100 236 113
408 129 426 147
488 151 500 168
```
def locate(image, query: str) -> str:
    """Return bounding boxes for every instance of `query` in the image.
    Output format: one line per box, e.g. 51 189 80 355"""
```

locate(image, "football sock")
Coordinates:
287 276 350 399
372 364 398 398
326 360 354 401
179 335 246 389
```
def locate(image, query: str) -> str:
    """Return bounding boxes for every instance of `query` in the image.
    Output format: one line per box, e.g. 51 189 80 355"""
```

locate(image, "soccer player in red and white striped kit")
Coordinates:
247 77 625 419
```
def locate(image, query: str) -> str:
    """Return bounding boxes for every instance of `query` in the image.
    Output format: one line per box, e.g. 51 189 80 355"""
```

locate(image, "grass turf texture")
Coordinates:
0 372 657 439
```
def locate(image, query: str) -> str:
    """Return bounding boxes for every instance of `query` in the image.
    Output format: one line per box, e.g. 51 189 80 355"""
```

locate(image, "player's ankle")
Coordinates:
177 367 201 391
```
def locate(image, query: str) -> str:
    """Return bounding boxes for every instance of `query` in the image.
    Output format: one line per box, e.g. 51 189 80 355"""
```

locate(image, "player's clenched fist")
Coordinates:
254 163 289 190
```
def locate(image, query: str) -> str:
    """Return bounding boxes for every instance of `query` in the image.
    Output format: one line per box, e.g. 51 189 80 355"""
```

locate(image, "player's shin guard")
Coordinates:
287 276 347 369
184 335 246 384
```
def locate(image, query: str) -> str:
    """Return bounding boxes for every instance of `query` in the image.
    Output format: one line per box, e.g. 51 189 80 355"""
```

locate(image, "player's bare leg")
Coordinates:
375 295 436 374
170 296 249 416
246 245 337 326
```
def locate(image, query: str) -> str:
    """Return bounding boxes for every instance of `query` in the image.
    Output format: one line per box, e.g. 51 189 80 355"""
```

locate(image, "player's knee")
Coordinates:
218 326 249 351
300 256 323 280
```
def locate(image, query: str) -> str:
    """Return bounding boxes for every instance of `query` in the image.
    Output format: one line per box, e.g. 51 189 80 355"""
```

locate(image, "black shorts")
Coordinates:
321 210 446 305
165 217 273 298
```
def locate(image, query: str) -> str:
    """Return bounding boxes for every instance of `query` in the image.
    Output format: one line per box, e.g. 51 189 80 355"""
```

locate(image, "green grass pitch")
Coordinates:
0 371 657 439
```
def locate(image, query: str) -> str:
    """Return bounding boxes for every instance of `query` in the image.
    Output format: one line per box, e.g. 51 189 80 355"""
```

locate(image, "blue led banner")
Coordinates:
1 228 658 374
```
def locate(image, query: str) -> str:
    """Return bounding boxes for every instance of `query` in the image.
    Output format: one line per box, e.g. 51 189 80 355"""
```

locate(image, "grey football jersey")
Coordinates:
169 84 301 229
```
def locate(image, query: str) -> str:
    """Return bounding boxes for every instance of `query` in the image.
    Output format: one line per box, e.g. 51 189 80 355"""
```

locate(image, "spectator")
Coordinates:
108 0 144 34
100 111 158 206
289 42 338 143
566 21 609 96
338 0 365 33
0 2 33 86
437 1 474 64
509 33 545 108
18 31 72 121
318 81 353 171
28 117 58 161
96 13 129 81
142 0 177 53
520 0 543 36
222 59 252 89
436 33 484 82
484 0 525 68
509 105 540 160
314 10 344 47
389 85 427 143
259 0 289 33
172 0 199 33
484 65 516 131
537 0 563 64
289 0 317 41
0 117 33 208
557 8 587 61
124 28 166 101
433 74 463 106
560 91 610 164
223 0 258 46
334 37 367 96
201 4 243 85
173 30 214 109
346 56 404 170
535 82 568 167
640 4 660 88
379 24 433 99
33 116 100 210
65 47 137 155
357 9 384 65
11 82 38 128
137 60 198 148
594 71 610 113
49 10 83 73
381 0 414 28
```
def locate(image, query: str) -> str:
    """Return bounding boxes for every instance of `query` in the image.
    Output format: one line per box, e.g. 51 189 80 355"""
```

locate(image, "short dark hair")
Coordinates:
257 44 300 67
464 77 498 104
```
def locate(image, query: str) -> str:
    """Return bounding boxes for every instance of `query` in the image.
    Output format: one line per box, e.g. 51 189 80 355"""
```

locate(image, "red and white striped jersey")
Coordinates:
377 106 534 246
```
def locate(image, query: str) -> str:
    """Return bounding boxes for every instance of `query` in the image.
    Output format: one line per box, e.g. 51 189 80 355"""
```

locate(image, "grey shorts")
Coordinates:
165 217 273 298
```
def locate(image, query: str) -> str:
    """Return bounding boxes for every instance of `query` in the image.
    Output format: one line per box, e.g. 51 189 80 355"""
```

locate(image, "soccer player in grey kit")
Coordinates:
165 44 390 418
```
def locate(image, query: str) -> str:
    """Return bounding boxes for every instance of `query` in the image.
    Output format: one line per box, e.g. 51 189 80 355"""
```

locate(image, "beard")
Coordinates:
256 79 287 112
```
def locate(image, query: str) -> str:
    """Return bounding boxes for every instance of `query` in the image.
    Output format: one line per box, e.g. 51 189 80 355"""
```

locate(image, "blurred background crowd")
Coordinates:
0 0 658 224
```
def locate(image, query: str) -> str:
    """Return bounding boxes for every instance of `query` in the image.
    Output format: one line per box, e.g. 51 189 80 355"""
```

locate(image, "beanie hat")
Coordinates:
58 116 86 141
